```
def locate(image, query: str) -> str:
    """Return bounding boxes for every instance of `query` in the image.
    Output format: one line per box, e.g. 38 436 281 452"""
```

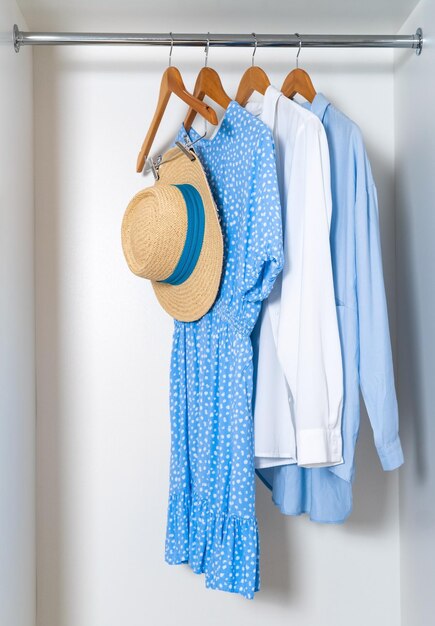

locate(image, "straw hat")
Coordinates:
121 146 223 322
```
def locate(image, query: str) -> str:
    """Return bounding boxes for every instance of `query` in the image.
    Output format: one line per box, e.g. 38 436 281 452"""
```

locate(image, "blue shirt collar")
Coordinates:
301 92 331 123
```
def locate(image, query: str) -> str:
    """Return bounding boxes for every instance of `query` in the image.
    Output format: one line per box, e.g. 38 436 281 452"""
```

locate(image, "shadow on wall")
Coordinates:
256 408 398 603
395 147 429 484
34 49 64 626
255 480 295 604
56 53 394 77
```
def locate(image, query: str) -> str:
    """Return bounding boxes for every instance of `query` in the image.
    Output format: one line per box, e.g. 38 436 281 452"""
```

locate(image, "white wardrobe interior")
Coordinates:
1 1 434 626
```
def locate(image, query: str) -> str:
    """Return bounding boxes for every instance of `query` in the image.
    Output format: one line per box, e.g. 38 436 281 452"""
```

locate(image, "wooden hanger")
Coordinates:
281 37 317 102
184 38 232 132
235 34 271 107
136 37 218 173
281 68 316 102
136 66 218 172
184 67 231 131
235 66 271 107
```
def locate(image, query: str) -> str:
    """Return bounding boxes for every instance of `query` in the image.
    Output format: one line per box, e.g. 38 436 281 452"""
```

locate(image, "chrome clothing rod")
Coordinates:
13 26 423 55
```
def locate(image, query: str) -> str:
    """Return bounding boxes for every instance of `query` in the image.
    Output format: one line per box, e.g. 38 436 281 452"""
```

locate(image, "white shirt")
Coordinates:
247 86 343 469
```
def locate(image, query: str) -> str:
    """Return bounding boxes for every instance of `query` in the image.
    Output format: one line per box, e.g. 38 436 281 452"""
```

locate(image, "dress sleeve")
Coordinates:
243 130 284 303
355 146 404 471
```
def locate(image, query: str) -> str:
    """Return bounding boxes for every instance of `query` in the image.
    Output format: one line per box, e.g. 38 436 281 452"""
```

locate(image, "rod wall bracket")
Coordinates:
415 27 423 55
13 24 21 53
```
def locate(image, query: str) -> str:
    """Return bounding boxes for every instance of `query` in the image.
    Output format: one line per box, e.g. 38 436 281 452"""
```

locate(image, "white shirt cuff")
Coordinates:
296 428 343 468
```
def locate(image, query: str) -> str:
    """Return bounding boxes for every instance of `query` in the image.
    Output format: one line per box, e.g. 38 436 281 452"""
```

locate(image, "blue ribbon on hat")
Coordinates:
158 183 206 286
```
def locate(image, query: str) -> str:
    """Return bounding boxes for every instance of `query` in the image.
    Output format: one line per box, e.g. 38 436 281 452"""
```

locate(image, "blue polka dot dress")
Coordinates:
165 101 284 599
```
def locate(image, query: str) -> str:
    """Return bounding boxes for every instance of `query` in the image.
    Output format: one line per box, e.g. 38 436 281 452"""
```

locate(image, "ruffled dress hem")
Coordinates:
165 489 260 600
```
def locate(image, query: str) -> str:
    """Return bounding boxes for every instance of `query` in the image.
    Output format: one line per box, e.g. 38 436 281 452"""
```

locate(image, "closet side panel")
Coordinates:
395 2 435 625
0 4 35 626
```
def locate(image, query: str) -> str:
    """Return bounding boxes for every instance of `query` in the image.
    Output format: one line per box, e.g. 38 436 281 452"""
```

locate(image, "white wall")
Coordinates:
33 38 402 626
0 4 35 626
15 0 421 34
395 2 435 625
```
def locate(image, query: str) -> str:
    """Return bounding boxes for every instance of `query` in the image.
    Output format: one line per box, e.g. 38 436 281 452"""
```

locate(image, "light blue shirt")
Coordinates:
256 93 404 523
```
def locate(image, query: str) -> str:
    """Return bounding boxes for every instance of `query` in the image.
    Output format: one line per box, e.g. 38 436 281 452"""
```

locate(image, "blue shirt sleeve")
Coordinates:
355 147 404 471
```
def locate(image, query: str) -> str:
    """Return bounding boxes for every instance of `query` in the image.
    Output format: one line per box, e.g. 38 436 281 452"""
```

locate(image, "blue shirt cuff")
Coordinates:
376 436 404 471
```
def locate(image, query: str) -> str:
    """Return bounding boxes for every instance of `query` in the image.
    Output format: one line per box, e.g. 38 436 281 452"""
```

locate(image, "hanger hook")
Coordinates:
251 32 258 67
168 32 174 67
204 32 210 67
295 33 302 68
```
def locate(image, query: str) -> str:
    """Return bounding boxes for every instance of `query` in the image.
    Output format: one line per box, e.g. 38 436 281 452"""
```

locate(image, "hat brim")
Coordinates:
151 146 224 323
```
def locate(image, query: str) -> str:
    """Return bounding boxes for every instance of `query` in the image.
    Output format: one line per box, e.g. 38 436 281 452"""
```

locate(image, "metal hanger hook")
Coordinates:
251 32 258 67
295 33 302 68
168 32 174 66
204 32 210 67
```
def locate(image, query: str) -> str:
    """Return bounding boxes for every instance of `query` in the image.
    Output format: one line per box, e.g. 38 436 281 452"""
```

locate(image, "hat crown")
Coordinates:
122 184 187 281
121 146 224 322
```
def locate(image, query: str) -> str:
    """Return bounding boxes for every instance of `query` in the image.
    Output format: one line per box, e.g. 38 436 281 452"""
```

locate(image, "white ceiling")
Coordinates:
16 0 420 33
